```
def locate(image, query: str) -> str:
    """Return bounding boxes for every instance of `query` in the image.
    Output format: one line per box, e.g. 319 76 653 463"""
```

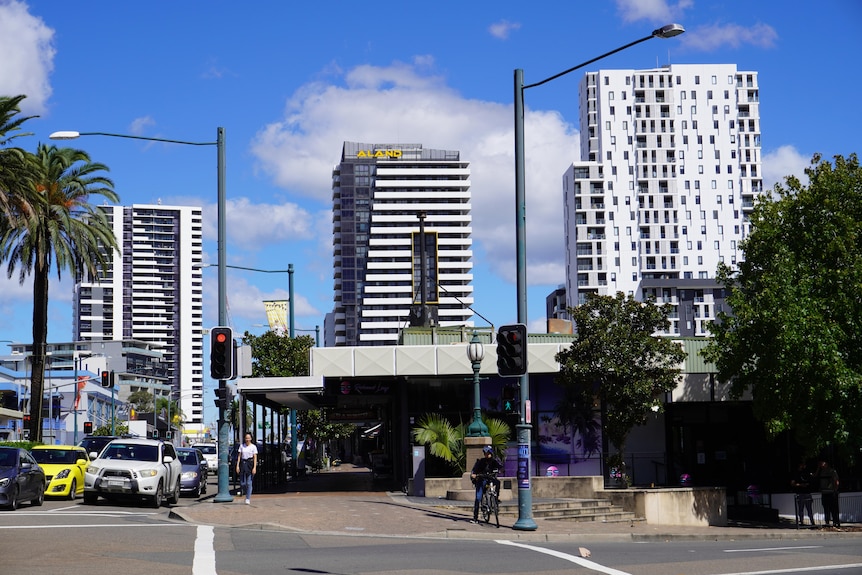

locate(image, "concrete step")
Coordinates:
497 498 642 523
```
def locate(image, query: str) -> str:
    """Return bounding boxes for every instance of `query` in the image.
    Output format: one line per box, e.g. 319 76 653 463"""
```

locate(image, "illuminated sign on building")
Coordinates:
356 149 402 158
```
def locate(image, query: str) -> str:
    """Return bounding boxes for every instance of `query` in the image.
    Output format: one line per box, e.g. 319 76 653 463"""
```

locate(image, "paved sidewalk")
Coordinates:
170 467 860 542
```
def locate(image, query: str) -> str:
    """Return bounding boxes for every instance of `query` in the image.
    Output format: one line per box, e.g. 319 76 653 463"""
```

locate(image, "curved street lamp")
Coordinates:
511 23 685 531
49 128 233 502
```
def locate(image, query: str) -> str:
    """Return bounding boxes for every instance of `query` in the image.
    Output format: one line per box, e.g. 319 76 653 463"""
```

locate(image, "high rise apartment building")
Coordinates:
73 204 205 423
563 64 761 336
329 142 473 346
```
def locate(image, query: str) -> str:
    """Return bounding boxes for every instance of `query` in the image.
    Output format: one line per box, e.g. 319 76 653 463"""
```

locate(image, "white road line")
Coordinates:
193 525 216 575
496 540 633 575
717 564 862 575
724 546 822 553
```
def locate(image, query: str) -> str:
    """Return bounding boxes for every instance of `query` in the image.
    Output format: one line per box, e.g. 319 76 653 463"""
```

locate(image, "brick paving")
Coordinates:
170 464 861 541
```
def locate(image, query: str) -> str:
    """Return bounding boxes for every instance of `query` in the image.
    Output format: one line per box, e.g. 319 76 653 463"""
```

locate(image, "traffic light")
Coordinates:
210 326 234 380
100 370 114 388
496 323 528 377
83 421 93 434
214 385 229 410
501 384 518 413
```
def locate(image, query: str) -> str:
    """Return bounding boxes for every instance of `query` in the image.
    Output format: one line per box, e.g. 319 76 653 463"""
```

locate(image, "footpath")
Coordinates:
170 465 860 542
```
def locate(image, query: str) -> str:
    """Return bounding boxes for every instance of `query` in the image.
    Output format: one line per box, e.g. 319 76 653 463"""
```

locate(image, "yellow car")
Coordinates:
30 445 89 500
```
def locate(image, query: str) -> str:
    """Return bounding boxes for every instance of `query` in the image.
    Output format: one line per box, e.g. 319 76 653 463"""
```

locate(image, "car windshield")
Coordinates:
178 451 198 465
32 450 84 464
101 443 159 462
196 445 217 455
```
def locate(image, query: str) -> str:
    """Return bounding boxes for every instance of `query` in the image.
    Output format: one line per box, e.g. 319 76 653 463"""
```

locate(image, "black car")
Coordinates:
0 446 46 510
176 447 208 498
78 435 121 459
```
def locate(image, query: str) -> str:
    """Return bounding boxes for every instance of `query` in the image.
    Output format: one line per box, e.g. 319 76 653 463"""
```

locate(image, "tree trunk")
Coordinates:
28 265 50 443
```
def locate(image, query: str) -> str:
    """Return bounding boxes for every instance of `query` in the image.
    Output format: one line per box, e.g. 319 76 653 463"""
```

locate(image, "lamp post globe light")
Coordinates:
465 333 489 437
49 127 233 502
511 23 684 531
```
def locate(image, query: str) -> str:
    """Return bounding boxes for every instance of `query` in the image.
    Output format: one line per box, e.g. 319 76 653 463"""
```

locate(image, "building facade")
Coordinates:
73 204 205 423
563 64 761 335
329 142 473 346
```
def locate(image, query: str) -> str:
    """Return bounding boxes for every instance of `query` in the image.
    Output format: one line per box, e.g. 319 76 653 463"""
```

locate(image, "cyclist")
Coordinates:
470 445 501 523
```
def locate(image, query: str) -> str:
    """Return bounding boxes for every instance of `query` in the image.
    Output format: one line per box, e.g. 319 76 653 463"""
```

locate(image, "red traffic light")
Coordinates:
215 332 228 343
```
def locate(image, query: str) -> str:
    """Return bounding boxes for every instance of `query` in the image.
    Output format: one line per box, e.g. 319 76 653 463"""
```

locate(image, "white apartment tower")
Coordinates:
330 142 474 346
73 204 205 423
563 64 761 336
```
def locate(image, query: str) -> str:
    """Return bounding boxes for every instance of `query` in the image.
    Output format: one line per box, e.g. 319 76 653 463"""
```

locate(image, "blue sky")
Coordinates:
1 1 860 359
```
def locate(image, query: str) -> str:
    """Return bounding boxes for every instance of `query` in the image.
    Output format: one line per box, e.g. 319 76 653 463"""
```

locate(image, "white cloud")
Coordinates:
615 0 692 23
197 196 318 250
681 22 778 51
129 116 155 136
199 274 321 330
488 20 521 40
0 0 55 114
250 61 577 289
762 145 810 190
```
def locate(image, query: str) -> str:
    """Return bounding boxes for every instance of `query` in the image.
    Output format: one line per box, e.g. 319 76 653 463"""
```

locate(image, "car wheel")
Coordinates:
68 479 77 501
83 491 98 505
151 482 163 508
201 478 207 495
6 486 19 511
167 478 180 505
32 483 44 507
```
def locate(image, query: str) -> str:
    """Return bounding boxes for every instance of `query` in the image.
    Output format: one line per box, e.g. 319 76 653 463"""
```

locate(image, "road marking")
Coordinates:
496 540 632 575
717 564 862 575
193 525 216 575
724 546 822 553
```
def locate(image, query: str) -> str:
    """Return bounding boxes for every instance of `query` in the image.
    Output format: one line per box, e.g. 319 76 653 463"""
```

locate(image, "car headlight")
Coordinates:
87 465 100 474
55 468 71 480
181 471 198 480
139 469 159 478
0 477 8 487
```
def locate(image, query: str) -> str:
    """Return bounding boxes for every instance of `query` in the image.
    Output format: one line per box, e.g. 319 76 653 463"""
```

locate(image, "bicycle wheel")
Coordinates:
480 491 491 523
489 491 499 527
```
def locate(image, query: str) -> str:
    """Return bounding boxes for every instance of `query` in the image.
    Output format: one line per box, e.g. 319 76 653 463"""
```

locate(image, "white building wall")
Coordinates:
74 204 205 423
563 64 761 336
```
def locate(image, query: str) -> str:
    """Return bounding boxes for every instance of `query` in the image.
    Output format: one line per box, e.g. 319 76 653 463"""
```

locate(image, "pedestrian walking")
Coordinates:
790 460 815 526
236 433 258 505
816 459 840 528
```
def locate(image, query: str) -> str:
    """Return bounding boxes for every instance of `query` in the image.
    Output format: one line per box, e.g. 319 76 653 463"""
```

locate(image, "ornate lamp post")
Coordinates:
465 333 488 437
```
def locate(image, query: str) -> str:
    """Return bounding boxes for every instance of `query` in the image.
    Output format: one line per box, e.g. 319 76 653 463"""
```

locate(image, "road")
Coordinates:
1 480 861 575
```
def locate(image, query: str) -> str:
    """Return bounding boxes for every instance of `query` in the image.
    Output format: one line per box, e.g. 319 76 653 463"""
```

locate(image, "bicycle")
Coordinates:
477 472 500 528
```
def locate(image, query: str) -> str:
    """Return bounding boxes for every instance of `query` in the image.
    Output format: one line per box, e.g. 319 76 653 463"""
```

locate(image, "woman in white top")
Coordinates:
236 433 258 504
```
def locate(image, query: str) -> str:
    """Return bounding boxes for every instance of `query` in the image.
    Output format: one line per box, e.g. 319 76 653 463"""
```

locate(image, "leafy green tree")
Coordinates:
93 423 128 436
555 293 686 480
703 153 862 460
411 413 511 476
1 142 119 442
127 389 154 412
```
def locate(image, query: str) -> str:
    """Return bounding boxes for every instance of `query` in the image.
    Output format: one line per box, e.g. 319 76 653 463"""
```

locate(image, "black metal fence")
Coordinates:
792 493 862 528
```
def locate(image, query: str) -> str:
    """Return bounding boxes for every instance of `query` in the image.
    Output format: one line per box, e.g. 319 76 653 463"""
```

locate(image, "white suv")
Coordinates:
83 438 182 508
195 442 218 473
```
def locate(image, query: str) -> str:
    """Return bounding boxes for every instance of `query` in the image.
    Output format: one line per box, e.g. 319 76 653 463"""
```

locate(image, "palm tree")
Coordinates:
0 95 39 230
0 143 119 441
412 413 511 475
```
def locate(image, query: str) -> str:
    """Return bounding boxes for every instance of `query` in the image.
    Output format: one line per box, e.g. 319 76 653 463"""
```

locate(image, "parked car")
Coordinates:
83 438 181 508
194 442 218 473
0 446 46 510
78 435 121 460
176 447 208 498
30 445 89 499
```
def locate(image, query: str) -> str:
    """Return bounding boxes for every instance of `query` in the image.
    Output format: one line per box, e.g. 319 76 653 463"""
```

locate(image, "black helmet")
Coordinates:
482 446 494 455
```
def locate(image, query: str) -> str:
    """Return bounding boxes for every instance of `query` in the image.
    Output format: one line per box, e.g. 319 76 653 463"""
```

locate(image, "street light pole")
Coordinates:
49 127 232 501
511 23 684 531
465 333 488 437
